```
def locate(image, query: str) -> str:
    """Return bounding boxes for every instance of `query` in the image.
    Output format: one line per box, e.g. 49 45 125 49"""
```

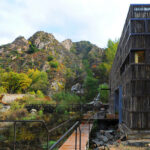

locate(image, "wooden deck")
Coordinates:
59 122 93 150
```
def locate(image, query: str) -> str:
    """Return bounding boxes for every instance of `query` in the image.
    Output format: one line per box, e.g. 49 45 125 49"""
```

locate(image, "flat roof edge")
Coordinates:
130 4 150 6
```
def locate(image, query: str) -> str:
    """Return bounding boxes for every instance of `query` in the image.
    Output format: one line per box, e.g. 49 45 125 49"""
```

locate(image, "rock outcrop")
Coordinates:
0 31 104 95
61 39 73 51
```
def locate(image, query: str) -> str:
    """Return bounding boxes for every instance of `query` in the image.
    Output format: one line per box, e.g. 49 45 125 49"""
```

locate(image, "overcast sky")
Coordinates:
0 0 150 48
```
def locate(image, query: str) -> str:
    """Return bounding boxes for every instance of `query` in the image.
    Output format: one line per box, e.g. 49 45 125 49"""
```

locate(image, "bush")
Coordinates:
38 109 43 117
48 55 54 61
52 91 80 104
36 90 44 98
28 44 39 54
43 140 57 149
10 101 25 110
21 95 55 105
0 86 7 94
28 91 36 95
56 105 66 113
50 61 59 68
2 108 28 120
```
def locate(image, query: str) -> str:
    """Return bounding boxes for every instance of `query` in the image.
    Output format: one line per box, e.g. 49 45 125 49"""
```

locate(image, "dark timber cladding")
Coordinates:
109 4 150 130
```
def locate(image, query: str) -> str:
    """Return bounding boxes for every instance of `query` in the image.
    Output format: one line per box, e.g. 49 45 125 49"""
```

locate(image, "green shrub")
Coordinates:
28 44 39 54
98 83 109 103
38 109 43 117
22 114 36 120
21 95 55 105
29 91 36 95
47 55 54 61
10 101 25 110
43 140 57 150
36 90 44 98
50 61 59 68
52 91 80 104
0 86 7 94
56 104 67 113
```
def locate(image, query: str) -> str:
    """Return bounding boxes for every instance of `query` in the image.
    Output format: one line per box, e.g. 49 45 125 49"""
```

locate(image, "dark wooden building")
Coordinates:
109 4 150 131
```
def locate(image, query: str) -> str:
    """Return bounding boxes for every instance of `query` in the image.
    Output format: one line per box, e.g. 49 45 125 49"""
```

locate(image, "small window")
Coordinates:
135 51 145 63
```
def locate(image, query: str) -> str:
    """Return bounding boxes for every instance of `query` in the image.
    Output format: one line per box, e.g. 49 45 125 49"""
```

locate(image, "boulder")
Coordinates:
71 83 84 94
97 135 109 143
30 109 37 114
92 139 104 147
105 132 114 140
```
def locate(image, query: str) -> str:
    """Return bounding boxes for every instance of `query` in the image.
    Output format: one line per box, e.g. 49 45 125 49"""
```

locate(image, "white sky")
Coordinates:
0 0 150 48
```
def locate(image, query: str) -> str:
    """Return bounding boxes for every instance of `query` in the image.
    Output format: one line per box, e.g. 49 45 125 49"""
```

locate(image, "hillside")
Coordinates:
0 31 105 100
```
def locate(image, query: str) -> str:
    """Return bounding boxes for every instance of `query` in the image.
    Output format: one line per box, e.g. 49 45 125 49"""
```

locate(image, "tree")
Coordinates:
27 69 48 93
83 59 99 101
83 75 99 101
105 39 119 64
1 72 32 93
98 39 119 83
98 83 109 103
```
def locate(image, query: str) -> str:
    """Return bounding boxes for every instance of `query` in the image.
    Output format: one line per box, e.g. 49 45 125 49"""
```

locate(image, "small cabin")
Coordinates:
109 4 150 131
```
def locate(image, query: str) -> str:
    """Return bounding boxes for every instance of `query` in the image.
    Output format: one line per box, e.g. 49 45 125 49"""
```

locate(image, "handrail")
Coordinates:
48 119 71 133
0 120 49 150
49 121 80 150
85 116 93 149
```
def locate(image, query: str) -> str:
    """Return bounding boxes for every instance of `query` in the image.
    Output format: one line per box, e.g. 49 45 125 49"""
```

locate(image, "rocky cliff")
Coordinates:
0 31 104 96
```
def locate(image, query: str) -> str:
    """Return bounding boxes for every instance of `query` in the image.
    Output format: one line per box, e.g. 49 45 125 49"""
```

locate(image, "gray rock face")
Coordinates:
11 36 29 51
29 31 56 49
71 83 84 94
13 36 28 46
61 39 73 51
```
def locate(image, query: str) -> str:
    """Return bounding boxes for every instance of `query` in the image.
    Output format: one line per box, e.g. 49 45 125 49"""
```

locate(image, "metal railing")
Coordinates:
48 119 71 133
0 116 94 150
25 104 94 113
49 121 81 150
0 120 49 150
0 119 78 150
49 116 94 150
87 117 93 149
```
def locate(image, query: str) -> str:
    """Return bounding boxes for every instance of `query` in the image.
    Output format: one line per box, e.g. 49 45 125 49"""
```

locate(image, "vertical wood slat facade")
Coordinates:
109 4 150 130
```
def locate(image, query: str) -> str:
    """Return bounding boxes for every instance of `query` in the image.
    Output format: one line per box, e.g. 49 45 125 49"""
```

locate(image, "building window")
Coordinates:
135 51 145 63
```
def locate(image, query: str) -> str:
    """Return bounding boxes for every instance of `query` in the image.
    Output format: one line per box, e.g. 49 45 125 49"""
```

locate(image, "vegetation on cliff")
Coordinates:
0 31 119 103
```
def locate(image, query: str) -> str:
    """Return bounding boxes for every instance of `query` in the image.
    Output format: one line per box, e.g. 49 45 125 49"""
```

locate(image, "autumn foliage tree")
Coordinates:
0 72 32 93
27 69 48 93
